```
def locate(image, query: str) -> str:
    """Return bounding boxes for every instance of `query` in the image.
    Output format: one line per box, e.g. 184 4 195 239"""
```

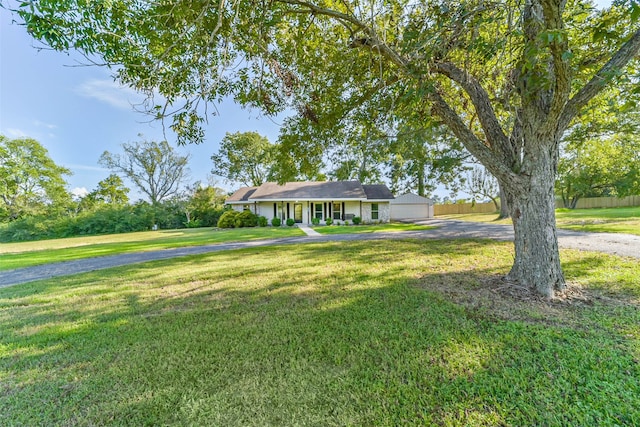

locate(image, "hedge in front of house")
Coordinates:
217 210 259 228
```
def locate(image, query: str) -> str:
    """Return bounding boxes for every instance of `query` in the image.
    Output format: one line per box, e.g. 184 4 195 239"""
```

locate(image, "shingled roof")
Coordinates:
249 181 366 200
362 184 395 200
227 181 394 202
225 186 258 202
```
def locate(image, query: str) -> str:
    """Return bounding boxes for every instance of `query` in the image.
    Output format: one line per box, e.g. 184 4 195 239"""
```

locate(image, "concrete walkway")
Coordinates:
1 219 638 289
296 224 322 236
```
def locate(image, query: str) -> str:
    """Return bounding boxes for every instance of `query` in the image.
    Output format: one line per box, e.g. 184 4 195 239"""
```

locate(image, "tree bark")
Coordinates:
503 138 565 298
497 182 510 219
417 167 425 197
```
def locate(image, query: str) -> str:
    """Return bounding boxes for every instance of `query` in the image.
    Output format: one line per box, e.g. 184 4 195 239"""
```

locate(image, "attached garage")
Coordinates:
390 193 434 220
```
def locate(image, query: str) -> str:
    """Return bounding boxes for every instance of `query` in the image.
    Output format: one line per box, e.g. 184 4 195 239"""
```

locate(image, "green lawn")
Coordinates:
440 206 640 235
0 227 304 271
314 222 435 235
1 239 638 426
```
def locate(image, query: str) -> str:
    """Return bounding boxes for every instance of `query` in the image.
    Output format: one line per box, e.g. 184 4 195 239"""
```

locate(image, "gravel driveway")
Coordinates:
1 219 638 289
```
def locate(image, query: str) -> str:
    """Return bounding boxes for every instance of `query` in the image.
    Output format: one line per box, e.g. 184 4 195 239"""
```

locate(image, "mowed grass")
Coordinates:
0 227 304 271
555 206 640 234
440 206 640 235
1 239 638 426
314 222 435 235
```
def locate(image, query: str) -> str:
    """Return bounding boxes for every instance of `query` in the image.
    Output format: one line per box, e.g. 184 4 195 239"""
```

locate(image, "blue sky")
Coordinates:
0 9 283 199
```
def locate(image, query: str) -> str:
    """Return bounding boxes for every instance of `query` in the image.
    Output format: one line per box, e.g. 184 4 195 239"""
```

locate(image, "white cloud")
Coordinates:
71 187 89 199
33 120 57 129
5 128 29 138
75 78 145 110
68 164 110 172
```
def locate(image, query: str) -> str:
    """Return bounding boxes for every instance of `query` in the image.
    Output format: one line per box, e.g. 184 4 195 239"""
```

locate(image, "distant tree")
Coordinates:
387 123 469 198
88 174 130 206
556 134 640 208
328 124 387 184
0 135 71 221
172 182 227 227
466 166 500 211
99 139 190 205
211 132 276 187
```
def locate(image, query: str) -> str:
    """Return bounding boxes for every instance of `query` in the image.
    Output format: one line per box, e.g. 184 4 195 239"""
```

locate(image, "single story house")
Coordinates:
226 181 394 225
390 193 435 220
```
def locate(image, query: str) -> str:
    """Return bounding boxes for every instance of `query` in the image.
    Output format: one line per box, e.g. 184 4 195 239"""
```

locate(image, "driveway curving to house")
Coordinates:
1 219 639 289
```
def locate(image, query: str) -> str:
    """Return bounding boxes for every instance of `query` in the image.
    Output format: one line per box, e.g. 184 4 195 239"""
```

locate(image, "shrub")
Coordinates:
352 216 361 225
184 219 203 228
258 216 268 227
344 220 350 226
311 217 320 226
217 210 239 228
236 210 258 227
271 217 282 227
325 217 333 226
286 218 295 227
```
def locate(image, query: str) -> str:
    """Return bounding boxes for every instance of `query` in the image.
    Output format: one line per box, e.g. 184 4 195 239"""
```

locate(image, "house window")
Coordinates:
333 202 342 220
314 203 323 219
371 203 379 220
242 204 250 211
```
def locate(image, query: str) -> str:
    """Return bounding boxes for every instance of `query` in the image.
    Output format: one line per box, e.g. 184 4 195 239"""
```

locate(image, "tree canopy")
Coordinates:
15 0 640 297
557 133 640 208
211 131 277 187
0 135 71 221
99 139 190 205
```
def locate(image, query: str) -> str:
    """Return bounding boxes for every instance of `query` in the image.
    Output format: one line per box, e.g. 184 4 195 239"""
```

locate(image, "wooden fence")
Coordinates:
434 195 640 216
434 202 497 216
556 195 640 209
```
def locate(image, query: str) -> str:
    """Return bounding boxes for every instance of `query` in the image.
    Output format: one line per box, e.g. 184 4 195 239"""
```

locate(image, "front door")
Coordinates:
294 203 303 223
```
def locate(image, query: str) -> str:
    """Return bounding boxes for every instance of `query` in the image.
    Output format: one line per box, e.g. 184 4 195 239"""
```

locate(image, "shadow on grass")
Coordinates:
1 240 639 426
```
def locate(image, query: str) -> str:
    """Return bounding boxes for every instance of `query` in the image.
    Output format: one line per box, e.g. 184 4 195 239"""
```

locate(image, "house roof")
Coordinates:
362 184 395 200
250 181 367 200
390 193 434 205
226 181 394 203
225 186 258 202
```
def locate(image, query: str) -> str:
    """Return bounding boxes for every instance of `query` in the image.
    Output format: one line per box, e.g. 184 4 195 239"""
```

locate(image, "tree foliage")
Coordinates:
81 174 130 209
0 135 71 221
557 134 640 208
466 166 500 211
14 0 640 297
388 123 469 198
211 132 276 187
99 139 190 205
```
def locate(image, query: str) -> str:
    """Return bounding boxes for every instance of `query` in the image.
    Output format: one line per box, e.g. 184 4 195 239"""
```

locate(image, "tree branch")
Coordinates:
428 90 518 186
275 0 408 69
430 62 514 161
540 0 571 126
560 27 640 131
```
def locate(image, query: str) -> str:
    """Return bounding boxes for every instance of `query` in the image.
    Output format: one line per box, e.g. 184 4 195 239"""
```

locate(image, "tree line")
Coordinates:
0 135 226 242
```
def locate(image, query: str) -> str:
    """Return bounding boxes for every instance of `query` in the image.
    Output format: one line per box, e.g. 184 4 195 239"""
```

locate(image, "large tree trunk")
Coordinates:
504 140 566 298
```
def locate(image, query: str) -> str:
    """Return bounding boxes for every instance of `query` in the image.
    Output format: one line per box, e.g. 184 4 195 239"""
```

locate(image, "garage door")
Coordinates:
391 203 430 220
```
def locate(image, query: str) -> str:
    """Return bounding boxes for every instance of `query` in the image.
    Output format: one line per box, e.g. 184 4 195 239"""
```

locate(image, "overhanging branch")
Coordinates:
560 27 640 131
431 62 513 162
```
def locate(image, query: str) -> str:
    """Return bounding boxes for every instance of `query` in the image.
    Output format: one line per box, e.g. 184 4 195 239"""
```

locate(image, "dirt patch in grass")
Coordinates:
417 272 637 329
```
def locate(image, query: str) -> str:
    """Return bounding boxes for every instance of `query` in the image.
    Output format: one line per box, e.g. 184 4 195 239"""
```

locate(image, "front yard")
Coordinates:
1 239 638 425
0 227 304 271
440 206 640 235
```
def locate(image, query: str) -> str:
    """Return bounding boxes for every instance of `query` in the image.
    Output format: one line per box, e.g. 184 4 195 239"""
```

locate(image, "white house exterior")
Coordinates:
390 193 434 220
226 181 394 225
